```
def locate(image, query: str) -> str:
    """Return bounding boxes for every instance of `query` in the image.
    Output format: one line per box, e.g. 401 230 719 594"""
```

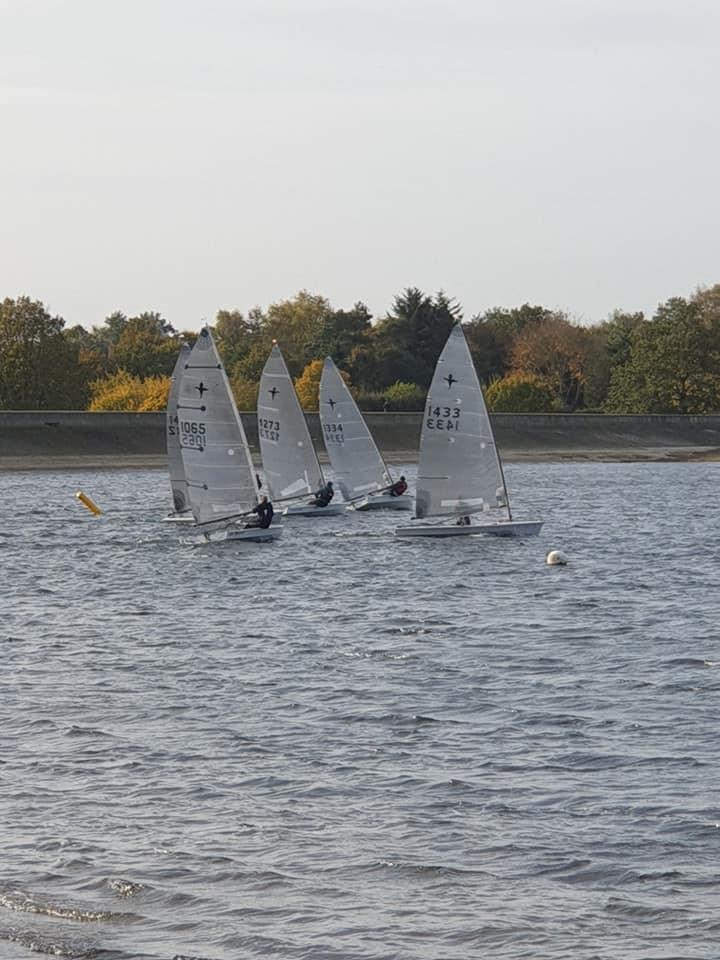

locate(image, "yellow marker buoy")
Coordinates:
76 491 103 516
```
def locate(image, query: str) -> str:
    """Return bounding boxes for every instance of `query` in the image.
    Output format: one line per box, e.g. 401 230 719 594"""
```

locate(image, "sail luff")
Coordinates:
257 344 324 501
177 327 259 526
414 323 510 521
166 344 191 513
318 357 392 500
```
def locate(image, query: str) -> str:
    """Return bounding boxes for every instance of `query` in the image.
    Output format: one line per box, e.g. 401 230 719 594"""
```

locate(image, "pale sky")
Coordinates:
1 0 718 330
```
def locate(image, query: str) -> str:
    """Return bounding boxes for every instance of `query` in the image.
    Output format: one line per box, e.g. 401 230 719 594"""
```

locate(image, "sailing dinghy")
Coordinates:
178 328 282 543
396 324 542 538
163 343 194 523
319 357 412 511
258 343 344 517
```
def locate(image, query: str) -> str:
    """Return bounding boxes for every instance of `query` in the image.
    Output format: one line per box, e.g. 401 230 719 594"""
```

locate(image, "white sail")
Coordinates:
415 323 510 521
177 327 259 526
166 343 191 513
257 344 324 501
319 357 392 500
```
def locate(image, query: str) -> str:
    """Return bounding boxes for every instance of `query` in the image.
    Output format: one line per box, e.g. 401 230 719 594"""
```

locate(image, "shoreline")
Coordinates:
1 447 718 471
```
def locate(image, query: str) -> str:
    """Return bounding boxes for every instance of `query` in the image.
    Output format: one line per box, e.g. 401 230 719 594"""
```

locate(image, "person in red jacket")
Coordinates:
389 476 408 497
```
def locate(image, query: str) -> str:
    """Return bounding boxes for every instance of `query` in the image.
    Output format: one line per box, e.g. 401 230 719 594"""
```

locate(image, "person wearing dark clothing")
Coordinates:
389 476 408 497
310 481 334 507
247 495 274 529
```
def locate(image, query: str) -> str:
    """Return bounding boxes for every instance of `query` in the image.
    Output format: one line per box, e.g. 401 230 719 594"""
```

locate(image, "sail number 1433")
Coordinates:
426 405 460 431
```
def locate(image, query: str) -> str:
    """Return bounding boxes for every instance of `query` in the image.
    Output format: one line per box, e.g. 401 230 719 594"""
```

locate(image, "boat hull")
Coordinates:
282 502 345 518
162 510 195 523
185 524 283 544
224 526 283 543
395 520 543 538
351 493 413 512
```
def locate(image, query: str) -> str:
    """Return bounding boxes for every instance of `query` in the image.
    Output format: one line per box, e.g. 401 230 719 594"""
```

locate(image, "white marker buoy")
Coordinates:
546 549 568 566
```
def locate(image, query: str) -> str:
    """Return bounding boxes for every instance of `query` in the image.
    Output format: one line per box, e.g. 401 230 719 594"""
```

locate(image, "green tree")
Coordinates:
214 308 263 372
63 324 108 384
308 302 372 367
264 291 333 377
353 288 461 391
582 310 645 409
113 313 180 378
0 297 89 408
606 295 720 413
231 336 276 384
229 374 259 411
103 309 131 341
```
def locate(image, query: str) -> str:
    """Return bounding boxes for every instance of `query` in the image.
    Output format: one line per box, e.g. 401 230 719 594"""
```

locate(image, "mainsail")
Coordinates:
166 343 191 513
177 327 259 525
257 344 324 501
415 324 510 521
319 357 392 500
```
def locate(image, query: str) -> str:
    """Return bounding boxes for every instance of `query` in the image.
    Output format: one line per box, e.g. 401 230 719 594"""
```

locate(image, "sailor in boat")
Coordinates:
309 480 335 507
456 515 471 526
245 495 274 529
389 476 408 497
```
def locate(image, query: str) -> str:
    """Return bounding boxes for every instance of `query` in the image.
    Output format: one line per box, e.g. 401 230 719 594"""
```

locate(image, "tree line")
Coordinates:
0 284 719 413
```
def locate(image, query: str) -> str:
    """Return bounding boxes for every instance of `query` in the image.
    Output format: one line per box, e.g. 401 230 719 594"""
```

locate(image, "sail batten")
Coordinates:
415 324 510 521
318 357 392 500
178 328 259 526
257 344 324 501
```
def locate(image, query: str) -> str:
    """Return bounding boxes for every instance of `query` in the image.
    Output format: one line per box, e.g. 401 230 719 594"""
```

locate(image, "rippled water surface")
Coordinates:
1 461 719 960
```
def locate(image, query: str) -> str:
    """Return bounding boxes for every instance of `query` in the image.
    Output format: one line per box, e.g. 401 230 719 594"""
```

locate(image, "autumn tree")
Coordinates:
511 315 592 410
89 371 171 411
383 380 425 410
485 372 555 412
294 359 325 411
464 303 556 384
0 297 89 408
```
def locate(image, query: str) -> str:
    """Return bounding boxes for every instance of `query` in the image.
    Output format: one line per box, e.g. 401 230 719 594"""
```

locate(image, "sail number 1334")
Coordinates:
426 405 461 431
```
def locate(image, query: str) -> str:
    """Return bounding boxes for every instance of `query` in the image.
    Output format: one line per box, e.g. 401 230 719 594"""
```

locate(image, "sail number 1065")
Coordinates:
426 405 460 431
179 420 206 448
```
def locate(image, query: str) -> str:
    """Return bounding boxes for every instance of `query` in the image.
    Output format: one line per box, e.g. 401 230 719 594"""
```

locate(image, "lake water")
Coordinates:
1 462 718 960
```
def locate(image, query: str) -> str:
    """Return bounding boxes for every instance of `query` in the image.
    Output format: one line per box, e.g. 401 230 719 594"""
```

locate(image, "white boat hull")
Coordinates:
185 524 283 544
395 520 543 539
224 525 283 542
281 502 345 518
351 493 413 512
162 510 195 523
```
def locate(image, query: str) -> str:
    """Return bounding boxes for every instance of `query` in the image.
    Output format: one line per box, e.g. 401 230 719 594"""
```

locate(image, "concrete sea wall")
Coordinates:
1 411 719 468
